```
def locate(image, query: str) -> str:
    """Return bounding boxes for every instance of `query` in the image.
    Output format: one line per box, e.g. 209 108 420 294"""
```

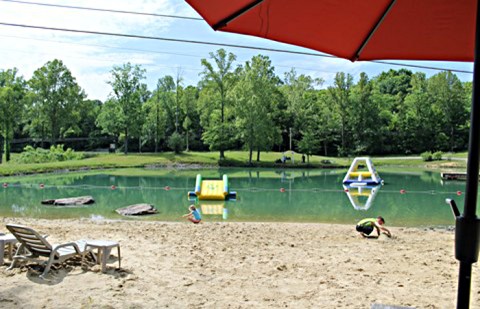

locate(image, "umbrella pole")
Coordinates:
456 2 480 308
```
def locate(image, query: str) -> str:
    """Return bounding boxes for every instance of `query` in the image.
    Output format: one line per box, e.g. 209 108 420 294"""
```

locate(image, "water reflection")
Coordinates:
196 201 228 220
343 185 382 211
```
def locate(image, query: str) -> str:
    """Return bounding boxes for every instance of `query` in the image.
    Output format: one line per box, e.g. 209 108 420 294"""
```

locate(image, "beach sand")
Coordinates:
0 218 478 309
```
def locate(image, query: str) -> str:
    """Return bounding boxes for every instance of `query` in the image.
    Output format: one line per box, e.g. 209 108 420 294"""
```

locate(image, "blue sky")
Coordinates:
0 0 474 101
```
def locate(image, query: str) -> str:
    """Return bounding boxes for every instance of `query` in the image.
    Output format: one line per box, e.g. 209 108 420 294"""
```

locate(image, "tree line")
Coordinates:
0 49 472 164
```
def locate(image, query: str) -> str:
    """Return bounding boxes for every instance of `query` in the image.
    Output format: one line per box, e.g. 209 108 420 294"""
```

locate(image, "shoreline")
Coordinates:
0 218 477 308
0 162 348 178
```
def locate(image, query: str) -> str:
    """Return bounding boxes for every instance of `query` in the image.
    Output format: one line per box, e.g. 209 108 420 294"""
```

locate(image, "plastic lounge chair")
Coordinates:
6 224 90 279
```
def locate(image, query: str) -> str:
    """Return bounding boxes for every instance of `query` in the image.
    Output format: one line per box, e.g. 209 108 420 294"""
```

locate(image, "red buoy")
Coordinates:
39 183 45 189
457 191 462 196
164 186 170 191
2 183 7 188
400 189 406 194
111 185 116 190
280 188 286 193
344 188 349 192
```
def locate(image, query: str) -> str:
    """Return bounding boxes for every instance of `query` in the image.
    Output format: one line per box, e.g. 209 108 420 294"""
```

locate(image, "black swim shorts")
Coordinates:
356 224 374 235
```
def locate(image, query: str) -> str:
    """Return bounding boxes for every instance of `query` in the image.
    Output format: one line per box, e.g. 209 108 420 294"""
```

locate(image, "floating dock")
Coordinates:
440 172 475 181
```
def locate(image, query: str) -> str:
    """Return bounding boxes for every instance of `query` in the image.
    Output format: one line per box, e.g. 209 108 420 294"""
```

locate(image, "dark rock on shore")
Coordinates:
41 196 95 206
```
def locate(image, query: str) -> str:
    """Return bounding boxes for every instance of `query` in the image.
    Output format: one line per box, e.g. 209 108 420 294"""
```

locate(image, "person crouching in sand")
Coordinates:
183 205 202 224
356 216 391 238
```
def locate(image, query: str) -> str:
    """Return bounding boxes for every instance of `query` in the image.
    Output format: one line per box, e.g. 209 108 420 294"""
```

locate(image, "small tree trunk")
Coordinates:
154 135 158 153
256 149 260 162
186 131 189 152
124 128 129 155
138 137 142 153
0 135 4 164
220 150 225 160
5 126 10 162
5 139 10 162
41 125 45 148
249 148 253 164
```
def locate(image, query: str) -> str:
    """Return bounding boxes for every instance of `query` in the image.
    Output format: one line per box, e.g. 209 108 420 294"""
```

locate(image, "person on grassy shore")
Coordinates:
356 216 391 238
183 205 202 224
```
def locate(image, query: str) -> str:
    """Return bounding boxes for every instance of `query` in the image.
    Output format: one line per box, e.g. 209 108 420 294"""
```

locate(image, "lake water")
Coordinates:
0 168 466 227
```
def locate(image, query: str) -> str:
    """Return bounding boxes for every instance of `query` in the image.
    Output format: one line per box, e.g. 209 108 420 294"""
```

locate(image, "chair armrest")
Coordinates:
53 242 82 254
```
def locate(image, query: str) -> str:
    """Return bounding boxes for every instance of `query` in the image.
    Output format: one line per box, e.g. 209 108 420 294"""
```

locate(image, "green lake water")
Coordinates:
0 168 467 227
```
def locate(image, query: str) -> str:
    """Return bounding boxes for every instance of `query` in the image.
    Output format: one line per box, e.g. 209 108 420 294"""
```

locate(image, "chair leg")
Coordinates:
117 245 121 269
40 254 55 279
7 244 24 270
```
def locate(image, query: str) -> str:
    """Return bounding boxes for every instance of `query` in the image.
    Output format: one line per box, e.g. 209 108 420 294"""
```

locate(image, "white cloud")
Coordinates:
0 0 179 100
0 0 472 101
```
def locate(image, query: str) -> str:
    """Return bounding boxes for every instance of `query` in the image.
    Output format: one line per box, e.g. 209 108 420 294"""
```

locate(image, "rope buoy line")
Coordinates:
0 183 466 195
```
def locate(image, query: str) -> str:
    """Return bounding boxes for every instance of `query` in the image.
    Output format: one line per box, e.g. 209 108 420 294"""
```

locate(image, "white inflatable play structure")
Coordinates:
343 157 382 186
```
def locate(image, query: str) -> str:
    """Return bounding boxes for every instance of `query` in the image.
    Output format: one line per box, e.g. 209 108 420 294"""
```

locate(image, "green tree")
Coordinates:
232 55 281 163
200 49 238 159
96 98 123 145
427 71 469 151
398 73 437 153
315 90 340 156
298 129 320 164
167 131 184 154
349 72 383 154
142 78 173 153
181 85 200 151
281 69 324 150
99 63 147 154
157 76 176 136
327 72 353 155
0 68 26 162
27 59 85 146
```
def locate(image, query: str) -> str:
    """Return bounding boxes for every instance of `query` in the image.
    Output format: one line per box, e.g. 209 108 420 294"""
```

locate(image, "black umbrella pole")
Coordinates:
456 2 480 308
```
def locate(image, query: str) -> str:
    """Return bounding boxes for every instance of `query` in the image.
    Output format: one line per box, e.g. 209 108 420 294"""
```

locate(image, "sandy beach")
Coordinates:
0 218 477 309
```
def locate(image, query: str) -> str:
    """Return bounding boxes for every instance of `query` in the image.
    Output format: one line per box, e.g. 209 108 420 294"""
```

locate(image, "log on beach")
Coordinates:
116 204 158 216
41 196 95 206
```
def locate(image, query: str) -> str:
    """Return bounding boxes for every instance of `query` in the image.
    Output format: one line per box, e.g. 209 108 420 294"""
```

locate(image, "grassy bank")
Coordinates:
0 151 467 176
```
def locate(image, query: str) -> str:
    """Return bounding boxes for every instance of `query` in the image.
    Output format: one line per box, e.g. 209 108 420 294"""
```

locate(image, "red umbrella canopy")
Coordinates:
186 0 476 62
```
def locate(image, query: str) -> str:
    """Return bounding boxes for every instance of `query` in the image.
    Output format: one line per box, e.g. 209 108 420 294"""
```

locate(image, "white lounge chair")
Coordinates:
6 224 90 279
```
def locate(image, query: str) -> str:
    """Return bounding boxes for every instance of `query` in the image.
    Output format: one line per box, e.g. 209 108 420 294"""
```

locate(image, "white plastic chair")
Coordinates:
6 224 90 279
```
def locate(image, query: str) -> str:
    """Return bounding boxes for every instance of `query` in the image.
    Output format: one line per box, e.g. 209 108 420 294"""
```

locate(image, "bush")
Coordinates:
167 132 185 154
15 145 84 164
421 151 433 161
432 151 443 161
421 151 442 162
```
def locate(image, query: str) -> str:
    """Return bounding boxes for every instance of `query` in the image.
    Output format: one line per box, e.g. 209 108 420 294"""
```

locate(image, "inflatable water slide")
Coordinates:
188 174 237 200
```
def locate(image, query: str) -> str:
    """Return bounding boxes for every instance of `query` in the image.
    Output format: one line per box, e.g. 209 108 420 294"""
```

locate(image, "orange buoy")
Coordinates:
164 186 171 191
400 189 406 194
457 191 462 196
280 188 286 193
111 185 116 190
344 188 349 192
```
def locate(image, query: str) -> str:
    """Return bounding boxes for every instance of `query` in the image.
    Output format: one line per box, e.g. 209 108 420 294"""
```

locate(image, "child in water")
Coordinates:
183 205 202 224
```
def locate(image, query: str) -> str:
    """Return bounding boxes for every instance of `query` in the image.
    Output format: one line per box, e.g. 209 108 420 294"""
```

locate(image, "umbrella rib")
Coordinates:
353 0 397 61
212 0 265 31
